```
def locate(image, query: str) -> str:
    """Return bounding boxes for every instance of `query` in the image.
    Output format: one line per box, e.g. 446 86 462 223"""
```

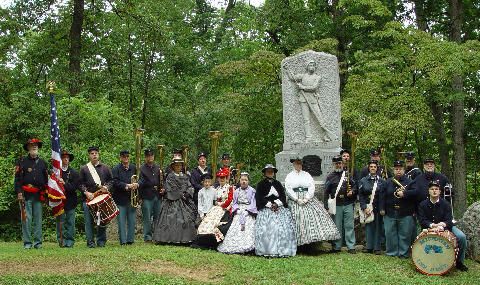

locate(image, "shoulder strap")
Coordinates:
334 171 346 199
369 179 378 205
86 162 102 186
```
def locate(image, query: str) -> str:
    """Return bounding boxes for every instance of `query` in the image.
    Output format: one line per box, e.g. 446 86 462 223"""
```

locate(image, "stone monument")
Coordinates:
458 201 480 261
275 50 342 191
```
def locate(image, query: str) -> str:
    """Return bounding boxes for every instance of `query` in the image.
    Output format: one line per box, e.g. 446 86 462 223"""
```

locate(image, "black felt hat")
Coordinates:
60 150 74 162
23 138 43 151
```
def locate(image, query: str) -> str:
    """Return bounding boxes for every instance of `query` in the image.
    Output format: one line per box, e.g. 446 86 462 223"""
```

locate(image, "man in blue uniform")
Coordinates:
417 181 468 271
56 150 80 247
324 156 358 254
79 146 113 248
139 148 162 243
112 150 138 245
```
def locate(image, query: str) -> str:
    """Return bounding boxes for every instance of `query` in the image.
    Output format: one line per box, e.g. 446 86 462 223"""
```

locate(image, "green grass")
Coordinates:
0 242 478 285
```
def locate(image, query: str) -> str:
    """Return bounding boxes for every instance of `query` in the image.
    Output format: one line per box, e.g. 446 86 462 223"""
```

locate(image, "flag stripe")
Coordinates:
48 93 66 217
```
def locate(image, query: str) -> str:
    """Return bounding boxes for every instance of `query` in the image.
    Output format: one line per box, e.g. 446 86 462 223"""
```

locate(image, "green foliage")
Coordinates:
0 242 479 284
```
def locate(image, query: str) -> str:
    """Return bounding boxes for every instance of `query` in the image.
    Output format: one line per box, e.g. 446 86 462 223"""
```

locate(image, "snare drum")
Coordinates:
87 194 119 227
411 229 458 276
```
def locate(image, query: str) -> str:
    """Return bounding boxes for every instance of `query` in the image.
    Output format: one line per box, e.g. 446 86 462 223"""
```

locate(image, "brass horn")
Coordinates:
131 128 144 208
209 131 222 180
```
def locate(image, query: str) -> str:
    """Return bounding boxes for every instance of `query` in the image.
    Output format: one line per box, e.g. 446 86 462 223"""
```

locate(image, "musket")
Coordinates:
19 199 27 223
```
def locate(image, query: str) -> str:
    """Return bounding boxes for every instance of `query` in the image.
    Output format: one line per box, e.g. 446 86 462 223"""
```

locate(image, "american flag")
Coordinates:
47 93 66 217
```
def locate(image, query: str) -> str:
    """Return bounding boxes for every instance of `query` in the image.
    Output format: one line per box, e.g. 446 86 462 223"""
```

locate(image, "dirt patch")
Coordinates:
0 259 99 275
133 260 223 283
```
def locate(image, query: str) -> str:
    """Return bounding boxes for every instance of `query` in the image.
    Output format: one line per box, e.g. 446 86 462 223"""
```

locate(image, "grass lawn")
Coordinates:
0 241 478 285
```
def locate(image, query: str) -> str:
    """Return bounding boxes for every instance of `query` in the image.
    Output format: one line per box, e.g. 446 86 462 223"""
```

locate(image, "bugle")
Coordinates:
131 128 144 208
209 131 222 180
181 145 189 174
392 177 406 199
157 144 165 190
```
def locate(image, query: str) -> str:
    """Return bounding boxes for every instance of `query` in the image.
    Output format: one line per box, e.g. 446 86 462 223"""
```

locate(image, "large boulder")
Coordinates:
457 201 480 262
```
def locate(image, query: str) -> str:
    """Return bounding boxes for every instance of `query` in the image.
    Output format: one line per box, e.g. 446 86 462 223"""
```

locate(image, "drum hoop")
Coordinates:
87 193 109 205
411 231 458 276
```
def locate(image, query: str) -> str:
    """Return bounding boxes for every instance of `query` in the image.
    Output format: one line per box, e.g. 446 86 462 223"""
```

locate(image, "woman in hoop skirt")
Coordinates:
153 154 197 244
255 164 296 257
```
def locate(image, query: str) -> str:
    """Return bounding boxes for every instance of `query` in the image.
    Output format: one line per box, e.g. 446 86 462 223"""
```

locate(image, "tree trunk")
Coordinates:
68 0 84 96
213 0 236 50
141 49 155 129
331 0 348 92
448 0 467 217
429 101 452 178
412 0 428 32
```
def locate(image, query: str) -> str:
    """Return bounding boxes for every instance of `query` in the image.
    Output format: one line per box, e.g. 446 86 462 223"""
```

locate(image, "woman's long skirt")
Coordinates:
218 205 255 254
288 194 341 245
153 197 197 244
255 206 296 257
192 205 231 249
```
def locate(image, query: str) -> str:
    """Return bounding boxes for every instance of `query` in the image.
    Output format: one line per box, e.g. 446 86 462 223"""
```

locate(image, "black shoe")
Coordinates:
87 242 96 248
362 249 373 254
348 249 356 254
456 262 468 272
330 248 341 253
97 243 105 247
126 242 134 245
398 255 409 259
374 250 382 255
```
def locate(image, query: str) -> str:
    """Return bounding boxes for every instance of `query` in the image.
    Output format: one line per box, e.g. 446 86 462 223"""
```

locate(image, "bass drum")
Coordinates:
411 229 458 275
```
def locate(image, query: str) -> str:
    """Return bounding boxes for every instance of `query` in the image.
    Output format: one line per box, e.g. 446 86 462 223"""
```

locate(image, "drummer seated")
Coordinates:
417 181 468 272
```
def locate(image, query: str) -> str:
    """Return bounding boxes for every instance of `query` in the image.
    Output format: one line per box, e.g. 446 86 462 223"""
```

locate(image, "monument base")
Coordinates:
275 147 341 185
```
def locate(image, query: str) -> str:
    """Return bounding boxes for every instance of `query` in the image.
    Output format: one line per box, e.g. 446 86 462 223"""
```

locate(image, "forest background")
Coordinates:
0 0 479 240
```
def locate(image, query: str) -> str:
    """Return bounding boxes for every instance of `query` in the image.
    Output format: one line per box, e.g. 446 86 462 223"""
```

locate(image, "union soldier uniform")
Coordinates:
403 152 422 181
324 156 358 252
15 138 48 249
79 146 113 248
56 150 80 248
138 148 162 242
112 150 137 245
189 152 211 204
358 161 385 254
360 149 392 179
417 181 468 271
380 162 414 258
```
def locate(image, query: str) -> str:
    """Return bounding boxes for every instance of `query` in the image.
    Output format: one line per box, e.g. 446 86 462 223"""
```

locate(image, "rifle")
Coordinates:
19 198 27 223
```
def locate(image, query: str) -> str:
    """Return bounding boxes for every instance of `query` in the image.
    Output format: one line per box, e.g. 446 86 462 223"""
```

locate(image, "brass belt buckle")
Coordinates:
394 205 400 209
339 195 344 198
